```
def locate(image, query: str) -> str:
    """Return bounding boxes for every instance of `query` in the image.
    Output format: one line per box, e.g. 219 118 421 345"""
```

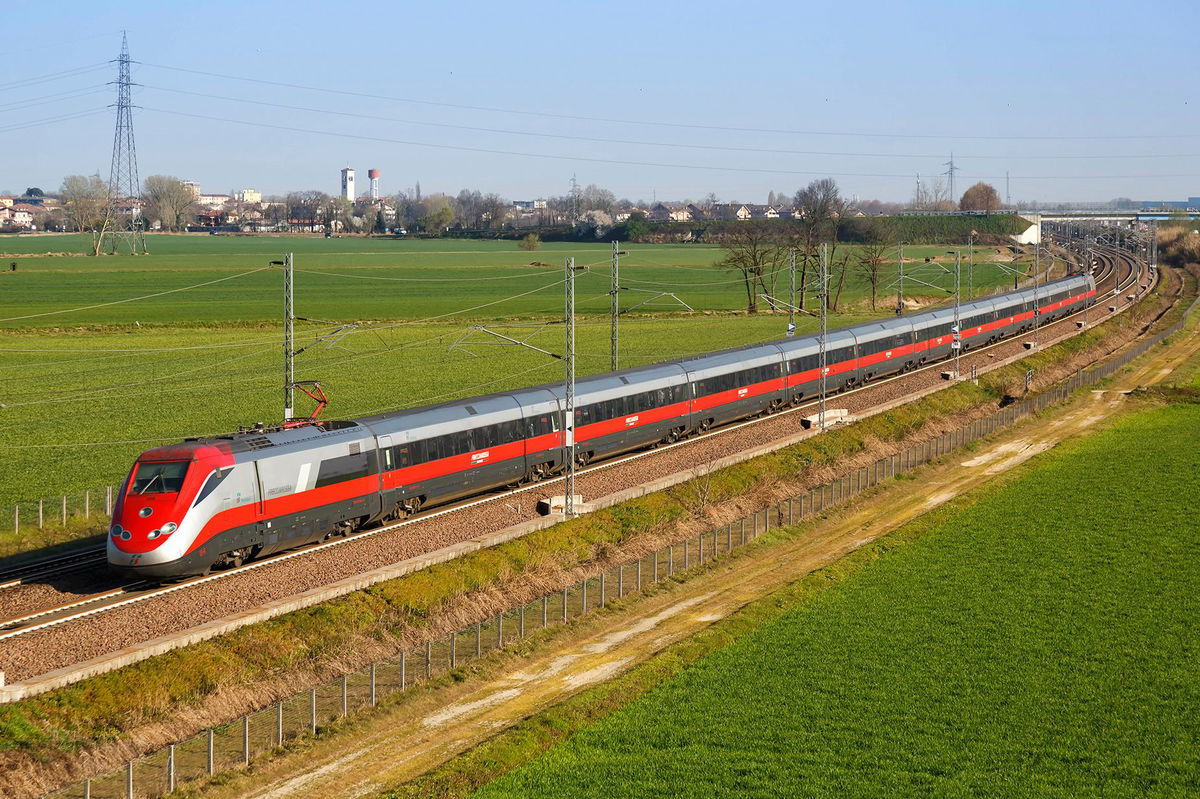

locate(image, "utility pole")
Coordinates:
1005 171 1011 207
1085 235 1093 327
945 153 958 202
818 244 829 429
967 232 975 300
1033 237 1041 350
952 251 962 379
563 257 577 518
896 242 905 315
787 248 797 336
610 241 619 370
280 253 295 420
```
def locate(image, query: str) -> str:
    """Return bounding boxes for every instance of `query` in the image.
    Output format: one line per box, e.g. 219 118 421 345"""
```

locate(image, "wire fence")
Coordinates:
8 486 116 539
42 291 1198 799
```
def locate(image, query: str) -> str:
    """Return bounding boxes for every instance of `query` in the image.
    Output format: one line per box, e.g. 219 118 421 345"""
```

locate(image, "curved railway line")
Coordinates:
0 242 1145 675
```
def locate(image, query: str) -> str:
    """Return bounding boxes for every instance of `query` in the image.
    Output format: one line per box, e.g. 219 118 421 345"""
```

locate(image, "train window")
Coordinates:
132 461 189 494
529 414 555 437
314 452 372 488
193 467 232 506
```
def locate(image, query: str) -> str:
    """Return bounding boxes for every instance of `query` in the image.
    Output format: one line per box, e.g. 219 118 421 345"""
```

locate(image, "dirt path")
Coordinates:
196 321 1199 799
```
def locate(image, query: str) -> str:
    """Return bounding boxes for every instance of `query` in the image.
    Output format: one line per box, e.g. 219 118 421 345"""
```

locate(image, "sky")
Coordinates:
4 0 1199 205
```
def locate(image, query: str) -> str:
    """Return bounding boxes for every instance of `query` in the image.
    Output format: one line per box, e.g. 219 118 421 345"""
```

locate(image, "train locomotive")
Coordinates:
108 274 1095 578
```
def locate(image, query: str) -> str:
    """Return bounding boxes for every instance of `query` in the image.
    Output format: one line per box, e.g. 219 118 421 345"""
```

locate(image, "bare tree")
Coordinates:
959 182 1002 212
791 178 847 309
855 221 889 311
142 175 197 231
716 222 787 313
60 174 115 256
910 177 954 211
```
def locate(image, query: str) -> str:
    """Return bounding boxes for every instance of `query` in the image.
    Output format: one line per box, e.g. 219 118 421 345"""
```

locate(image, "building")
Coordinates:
182 181 201 199
233 189 262 204
198 194 230 209
340 167 355 202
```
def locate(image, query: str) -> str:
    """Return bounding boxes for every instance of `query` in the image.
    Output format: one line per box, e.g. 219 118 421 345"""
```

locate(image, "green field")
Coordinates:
471 404 1200 798
0 233 1028 508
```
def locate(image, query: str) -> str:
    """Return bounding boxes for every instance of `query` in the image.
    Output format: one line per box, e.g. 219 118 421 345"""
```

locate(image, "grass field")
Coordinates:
0 233 1030 507
470 404 1200 798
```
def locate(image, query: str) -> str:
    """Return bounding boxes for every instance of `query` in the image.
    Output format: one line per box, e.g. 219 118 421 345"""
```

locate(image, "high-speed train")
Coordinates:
108 274 1095 578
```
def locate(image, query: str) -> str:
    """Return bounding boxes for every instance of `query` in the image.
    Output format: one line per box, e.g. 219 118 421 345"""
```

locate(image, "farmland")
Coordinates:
471 404 1200 798
0 233 1029 506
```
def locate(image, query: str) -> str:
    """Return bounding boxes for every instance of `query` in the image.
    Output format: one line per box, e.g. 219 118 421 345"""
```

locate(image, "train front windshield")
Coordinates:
132 461 189 494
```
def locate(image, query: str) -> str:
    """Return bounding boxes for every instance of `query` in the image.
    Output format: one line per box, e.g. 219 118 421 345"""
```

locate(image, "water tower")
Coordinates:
368 168 381 200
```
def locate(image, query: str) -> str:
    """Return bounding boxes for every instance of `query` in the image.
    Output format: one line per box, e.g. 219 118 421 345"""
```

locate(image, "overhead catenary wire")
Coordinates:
0 267 273 323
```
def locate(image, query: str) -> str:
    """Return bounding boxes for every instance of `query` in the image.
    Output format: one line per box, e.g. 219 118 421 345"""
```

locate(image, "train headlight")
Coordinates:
109 524 123 537
161 522 177 534
147 530 161 540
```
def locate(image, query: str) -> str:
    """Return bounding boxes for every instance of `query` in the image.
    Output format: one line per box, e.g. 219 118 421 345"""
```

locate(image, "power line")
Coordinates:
292 266 560 283
0 108 109 134
138 60 1200 142
140 106 1200 182
138 84 1200 161
0 63 109 93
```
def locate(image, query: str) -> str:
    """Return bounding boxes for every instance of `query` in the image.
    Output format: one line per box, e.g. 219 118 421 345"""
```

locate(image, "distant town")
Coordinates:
2 166 1197 236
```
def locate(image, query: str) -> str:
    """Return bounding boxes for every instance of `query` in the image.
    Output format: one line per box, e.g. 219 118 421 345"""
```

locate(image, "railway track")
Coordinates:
0 545 107 590
0 245 1147 649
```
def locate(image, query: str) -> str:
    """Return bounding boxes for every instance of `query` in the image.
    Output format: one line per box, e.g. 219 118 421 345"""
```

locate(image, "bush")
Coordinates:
519 233 541 251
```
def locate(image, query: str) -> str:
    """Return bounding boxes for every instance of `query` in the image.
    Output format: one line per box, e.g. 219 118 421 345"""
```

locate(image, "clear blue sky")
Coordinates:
4 0 1197 204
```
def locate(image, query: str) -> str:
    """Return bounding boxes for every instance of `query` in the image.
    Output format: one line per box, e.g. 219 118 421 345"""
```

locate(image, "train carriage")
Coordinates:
109 274 1098 580
778 328 858 400
681 344 786 429
851 317 917 382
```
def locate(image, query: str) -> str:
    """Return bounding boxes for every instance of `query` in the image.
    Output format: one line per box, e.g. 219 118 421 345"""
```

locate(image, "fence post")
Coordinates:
426 640 432 678
371 663 377 706
599 572 606 606
310 688 317 735
62 495 67 525
85 490 90 519
519 604 526 637
38 499 43 529
106 485 113 515
581 580 588 614
400 651 407 690
208 727 216 774
668 545 674 576
618 564 624 598
637 557 643 591
542 596 548 627
563 588 568 620
450 632 457 669
84 778 90 799
126 760 133 799
727 524 732 552
276 701 283 746
653 550 659 581
341 675 348 716
167 743 176 793
740 519 746 545
243 714 251 764
13 505 16 536
684 539 689 570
